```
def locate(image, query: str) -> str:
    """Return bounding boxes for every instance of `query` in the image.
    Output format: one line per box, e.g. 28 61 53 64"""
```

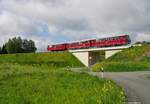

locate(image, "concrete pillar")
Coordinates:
72 52 89 67
105 50 122 59
72 51 105 67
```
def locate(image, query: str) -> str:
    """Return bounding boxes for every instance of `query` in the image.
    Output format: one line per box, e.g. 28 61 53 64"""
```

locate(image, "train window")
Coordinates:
82 41 85 43
104 38 107 41
80 41 87 44
98 39 103 42
97 39 100 42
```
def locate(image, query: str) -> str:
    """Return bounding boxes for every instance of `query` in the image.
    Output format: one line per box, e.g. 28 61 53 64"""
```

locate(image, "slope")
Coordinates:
92 45 150 72
0 52 84 67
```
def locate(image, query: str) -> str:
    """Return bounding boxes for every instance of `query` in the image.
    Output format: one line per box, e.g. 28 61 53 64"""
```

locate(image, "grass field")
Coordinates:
92 45 150 72
0 52 125 104
0 63 125 104
0 52 84 67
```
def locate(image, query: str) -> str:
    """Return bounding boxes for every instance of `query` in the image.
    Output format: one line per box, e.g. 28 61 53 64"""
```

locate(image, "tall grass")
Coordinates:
0 51 126 103
0 63 125 104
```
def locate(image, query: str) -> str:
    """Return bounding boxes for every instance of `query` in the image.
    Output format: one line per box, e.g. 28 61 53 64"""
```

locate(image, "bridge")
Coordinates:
47 35 131 67
69 45 131 67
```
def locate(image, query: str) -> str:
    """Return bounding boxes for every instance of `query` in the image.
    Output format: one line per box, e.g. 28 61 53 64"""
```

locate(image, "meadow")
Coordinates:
0 52 83 67
0 52 125 104
92 45 150 72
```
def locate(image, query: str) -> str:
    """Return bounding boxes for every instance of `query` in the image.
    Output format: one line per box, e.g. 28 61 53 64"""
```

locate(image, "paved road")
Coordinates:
90 71 150 104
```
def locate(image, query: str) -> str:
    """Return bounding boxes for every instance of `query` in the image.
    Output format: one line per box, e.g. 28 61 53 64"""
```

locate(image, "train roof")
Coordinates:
65 34 129 43
48 34 130 46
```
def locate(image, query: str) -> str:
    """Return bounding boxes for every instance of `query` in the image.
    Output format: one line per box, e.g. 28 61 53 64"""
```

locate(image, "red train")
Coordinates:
47 35 131 51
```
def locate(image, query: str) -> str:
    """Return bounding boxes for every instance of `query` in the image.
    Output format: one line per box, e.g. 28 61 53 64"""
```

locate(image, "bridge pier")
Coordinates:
72 51 105 67
72 52 89 67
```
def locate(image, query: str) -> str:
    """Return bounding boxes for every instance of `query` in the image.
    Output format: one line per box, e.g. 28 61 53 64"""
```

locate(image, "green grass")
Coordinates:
0 52 125 104
107 45 150 61
92 45 150 72
0 63 125 104
0 52 84 67
147 76 150 79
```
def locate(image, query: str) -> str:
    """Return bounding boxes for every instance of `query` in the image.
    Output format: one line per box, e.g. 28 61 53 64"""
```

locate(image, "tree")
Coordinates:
28 40 37 52
22 39 37 53
135 41 150 45
5 37 37 54
22 39 29 53
1 44 7 54
6 38 15 53
0 46 1 54
5 37 22 53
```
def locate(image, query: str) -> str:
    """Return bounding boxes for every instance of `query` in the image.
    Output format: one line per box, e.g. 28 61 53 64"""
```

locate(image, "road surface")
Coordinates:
90 71 150 104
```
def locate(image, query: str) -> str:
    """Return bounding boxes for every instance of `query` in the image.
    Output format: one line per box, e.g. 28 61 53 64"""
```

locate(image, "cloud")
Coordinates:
0 0 150 51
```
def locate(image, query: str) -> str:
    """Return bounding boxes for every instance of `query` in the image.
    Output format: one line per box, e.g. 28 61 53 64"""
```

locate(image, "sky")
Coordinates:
0 0 150 51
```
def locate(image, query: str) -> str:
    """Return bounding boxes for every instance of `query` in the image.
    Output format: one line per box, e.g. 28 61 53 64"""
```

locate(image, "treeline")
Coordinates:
135 41 150 45
0 37 37 54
